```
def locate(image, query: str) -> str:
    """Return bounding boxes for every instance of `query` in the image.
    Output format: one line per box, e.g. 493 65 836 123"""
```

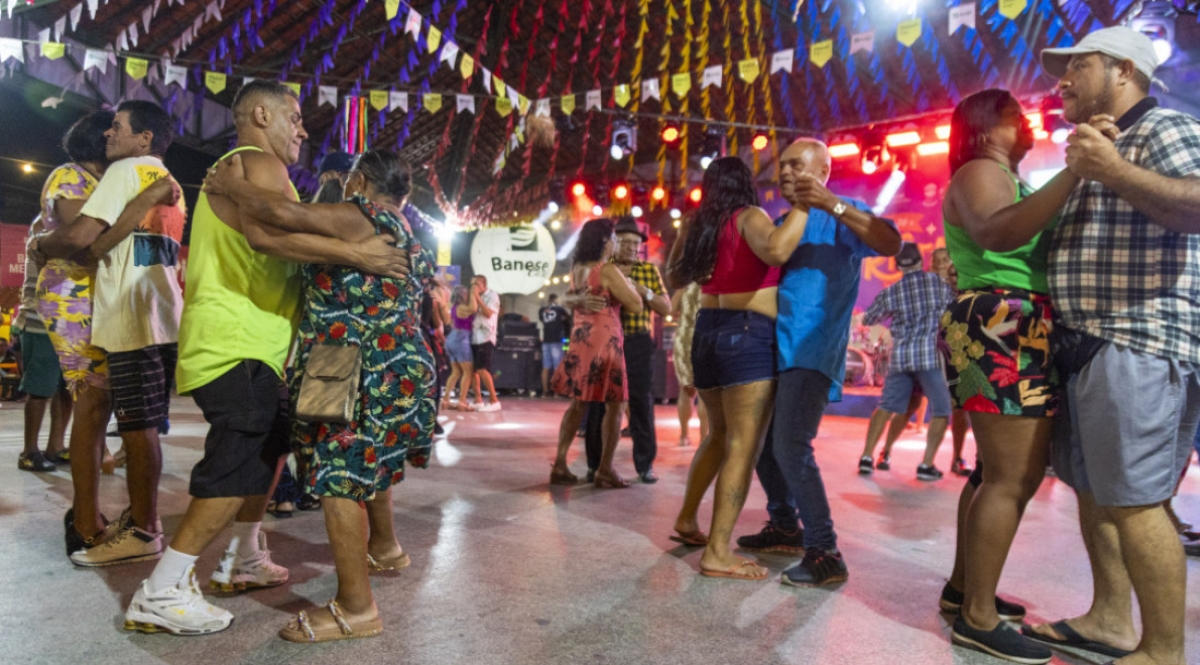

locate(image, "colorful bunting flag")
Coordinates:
424 93 442 113
671 72 691 97
283 82 300 96
561 94 576 114
897 19 922 48
535 98 550 117
389 91 408 112
369 89 389 111
319 85 337 107
456 94 475 114
641 78 660 101
496 97 513 117
770 49 794 74
702 65 722 89
737 58 760 83
426 26 442 53
205 71 227 94
126 57 149 80
0 38 23 64
517 95 530 116
613 84 630 107
585 89 601 110
83 49 108 73
949 4 976 34
850 31 875 55
386 0 401 21
460 53 474 79
998 0 1026 19
405 9 421 36
810 40 833 68
440 41 459 69
40 42 65 60
163 61 187 87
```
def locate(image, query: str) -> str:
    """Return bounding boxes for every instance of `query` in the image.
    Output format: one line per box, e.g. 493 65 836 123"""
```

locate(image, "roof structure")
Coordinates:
1 0 1196 225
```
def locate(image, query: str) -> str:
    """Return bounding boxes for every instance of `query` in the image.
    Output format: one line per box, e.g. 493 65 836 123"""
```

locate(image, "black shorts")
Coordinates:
189 360 290 498
108 343 177 433
471 341 495 372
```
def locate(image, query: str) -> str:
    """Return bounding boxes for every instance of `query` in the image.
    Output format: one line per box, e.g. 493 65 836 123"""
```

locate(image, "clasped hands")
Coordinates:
1065 114 1122 183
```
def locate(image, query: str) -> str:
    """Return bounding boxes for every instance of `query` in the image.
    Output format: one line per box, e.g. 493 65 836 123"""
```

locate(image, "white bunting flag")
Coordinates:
456 94 475 114
128 24 139 49
54 16 66 41
5 0 15 20
83 49 108 74
586 89 601 110
163 60 187 87
193 15 203 36
535 98 550 117
493 152 506 176
153 0 161 15
481 67 492 94
0 39 24 64
641 78 660 101
86 0 99 20
389 90 407 112
770 49 794 74
405 9 422 38
440 41 459 68
507 84 520 104
37 28 51 44
242 76 256 85
116 30 129 53
70 4 83 31
702 64 723 89
949 4 976 34
143 7 154 34
318 85 337 107
850 30 875 55
205 1 222 23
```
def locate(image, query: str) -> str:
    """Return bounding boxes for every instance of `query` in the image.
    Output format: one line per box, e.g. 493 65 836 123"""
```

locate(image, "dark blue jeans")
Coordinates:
755 367 838 552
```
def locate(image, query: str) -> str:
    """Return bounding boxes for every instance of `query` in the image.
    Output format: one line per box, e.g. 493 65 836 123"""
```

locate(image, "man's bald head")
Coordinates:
781 138 831 184
231 80 297 126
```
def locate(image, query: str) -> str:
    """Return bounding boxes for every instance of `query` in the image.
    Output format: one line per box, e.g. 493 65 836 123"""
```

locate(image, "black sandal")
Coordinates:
18 451 55 472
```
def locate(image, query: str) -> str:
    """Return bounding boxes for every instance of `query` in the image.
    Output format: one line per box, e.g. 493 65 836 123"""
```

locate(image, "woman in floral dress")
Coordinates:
206 149 434 642
550 218 644 488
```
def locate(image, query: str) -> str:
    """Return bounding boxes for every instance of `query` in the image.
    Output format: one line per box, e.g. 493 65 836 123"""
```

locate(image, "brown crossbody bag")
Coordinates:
295 344 362 424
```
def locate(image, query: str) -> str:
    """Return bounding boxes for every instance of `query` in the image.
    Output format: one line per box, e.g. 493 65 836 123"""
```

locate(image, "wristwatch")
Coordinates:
831 200 848 218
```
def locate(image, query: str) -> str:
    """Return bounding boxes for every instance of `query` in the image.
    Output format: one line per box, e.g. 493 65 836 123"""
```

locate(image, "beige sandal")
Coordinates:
278 600 383 643
367 551 411 572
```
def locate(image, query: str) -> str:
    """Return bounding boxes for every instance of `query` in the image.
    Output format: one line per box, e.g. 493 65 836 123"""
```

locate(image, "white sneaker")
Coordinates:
125 566 233 635
209 532 289 594
479 401 502 412
70 522 163 567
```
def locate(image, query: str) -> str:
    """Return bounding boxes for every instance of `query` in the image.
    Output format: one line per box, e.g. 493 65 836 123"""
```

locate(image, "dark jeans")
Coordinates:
586 332 658 474
755 367 838 552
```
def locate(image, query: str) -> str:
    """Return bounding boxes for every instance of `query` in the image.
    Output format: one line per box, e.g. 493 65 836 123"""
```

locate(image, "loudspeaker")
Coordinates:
492 349 540 392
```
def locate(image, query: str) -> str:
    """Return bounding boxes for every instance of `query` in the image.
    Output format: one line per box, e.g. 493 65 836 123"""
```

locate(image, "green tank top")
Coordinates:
943 164 1056 294
176 146 302 394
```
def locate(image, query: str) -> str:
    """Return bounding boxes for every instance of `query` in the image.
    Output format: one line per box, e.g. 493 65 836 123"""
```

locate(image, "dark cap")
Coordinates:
317 151 356 175
895 242 922 268
613 216 647 241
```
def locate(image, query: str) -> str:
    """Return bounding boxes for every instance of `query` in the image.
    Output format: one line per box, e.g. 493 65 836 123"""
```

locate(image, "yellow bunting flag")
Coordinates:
493 73 505 94
998 0 1027 19
125 57 148 80
737 58 760 83
897 19 922 47
205 71 227 94
561 94 576 115
284 82 301 96
385 0 400 20
437 238 452 266
671 72 691 97
423 93 442 113
614 84 631 107
460 53 474 79
427 26 442 53
810 40 833 68
517 95 531 115
369 89 389 111
40 42 65 60
496 97 513 117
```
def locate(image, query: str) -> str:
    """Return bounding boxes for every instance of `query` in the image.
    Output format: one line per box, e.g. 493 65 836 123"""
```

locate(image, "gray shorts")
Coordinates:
1051 342 1200 507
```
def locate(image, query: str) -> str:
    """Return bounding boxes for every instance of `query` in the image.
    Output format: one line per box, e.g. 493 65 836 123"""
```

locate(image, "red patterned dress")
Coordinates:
552 264 629 403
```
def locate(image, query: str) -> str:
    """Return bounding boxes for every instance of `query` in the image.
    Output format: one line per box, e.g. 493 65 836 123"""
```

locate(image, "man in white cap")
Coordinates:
999 26 1200 665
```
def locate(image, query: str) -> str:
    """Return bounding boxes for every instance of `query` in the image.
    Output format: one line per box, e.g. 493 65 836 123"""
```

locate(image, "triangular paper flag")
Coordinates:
423 93 442 113
386 0 401 21
737 58 760 83
70 4 83 31
810 40 833 68
641 78 660 101
143 7 153 34
405 9 422 37
770 49 794 74
243 77 256 85
54 16 66 42
998 0 1026 19
495 97 513 117
164 61 187 87
492 73 505 95
116 31 129 53
535 98 550 117
561 94 575 115
456 94 474 114
702 65 722 88
897 19 922 47
426 26 442 53
86 0 99 20
460 53 474 79
0 39 23 64
671 72 691 97
37 28 50 44
614 84 630 107
493 152 506 175
585 89 601 110
389 91 407 112
40 42 65 60
205 71 227 94
850 30 875 55
83 49 108 73
507 84 519 104
481 67 492 93
283 82 300 96
319 85 337 107
205 1 222 22
370 89 389 111
440 41 459 68
949 4 976 34
126 57 149 80
130 24 141 49
517 95 530 115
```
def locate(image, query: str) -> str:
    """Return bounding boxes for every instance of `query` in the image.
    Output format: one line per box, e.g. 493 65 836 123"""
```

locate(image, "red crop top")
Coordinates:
701 208 782 295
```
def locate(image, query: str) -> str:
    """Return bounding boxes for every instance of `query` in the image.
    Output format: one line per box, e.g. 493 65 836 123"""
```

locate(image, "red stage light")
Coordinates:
935 124 950 140
828 143 860 158
885 131 921 147
1025 112 1044 130
751 133 769 151
613 184 630 200
916 141 950 156
688 187 702 203
661 125 681 143
571 182 586 198
1034 129 1050 140
651 186 666 201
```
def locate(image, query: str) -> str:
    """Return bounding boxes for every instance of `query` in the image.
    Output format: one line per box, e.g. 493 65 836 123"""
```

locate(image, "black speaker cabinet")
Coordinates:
492 348 540 392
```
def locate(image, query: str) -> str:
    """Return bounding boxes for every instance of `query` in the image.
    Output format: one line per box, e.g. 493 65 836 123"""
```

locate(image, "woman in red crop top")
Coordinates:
664 157 808 580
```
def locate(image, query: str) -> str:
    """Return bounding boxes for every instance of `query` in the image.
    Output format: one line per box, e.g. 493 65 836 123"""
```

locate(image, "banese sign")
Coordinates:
470 224 556 295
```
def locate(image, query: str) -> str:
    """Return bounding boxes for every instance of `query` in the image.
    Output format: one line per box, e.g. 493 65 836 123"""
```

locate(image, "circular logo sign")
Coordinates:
470 224 557 295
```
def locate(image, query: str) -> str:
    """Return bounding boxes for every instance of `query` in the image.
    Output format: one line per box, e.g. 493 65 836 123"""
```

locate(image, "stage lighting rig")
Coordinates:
699 127 726 169
610 118 638 160
1129 1 1177 64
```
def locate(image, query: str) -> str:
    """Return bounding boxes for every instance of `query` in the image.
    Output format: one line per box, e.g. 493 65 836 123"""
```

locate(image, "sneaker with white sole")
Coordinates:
478 401 502 412
209 533 289 594
69 521 163 567
125 566 233 635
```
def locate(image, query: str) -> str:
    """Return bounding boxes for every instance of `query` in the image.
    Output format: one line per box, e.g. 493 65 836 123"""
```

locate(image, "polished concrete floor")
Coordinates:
1 395 1197 665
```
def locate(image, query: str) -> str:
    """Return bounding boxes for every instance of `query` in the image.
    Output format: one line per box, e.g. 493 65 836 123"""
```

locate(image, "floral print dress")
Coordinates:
291 196 436 501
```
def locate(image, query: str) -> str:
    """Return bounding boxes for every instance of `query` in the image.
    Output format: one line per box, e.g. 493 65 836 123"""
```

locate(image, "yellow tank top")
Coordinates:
176 146 301 394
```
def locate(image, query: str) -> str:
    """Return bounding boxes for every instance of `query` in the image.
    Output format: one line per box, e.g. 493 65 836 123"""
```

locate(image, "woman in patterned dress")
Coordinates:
206 149 434 642
550 218 644 488
671 281 708 447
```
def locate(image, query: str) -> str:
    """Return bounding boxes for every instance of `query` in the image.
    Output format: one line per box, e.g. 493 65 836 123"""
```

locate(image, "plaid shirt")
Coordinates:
1048 101 1200 364
620 261 665 336
863 270 955 372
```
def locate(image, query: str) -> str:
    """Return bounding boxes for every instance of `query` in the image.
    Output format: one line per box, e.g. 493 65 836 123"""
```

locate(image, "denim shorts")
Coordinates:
542 341 565 370
446 328 472 364
880 367 952 417
691 309 777 390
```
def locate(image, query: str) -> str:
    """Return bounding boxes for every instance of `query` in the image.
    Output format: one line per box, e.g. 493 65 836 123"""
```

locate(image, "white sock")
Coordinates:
231 521 262 558
147 547 199 593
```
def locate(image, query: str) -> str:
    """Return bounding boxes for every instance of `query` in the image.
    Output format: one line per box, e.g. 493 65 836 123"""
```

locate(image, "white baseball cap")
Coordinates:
1041 26 1167 90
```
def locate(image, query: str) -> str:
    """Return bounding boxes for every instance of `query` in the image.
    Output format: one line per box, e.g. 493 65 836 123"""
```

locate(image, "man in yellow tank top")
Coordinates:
125 80 410 636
